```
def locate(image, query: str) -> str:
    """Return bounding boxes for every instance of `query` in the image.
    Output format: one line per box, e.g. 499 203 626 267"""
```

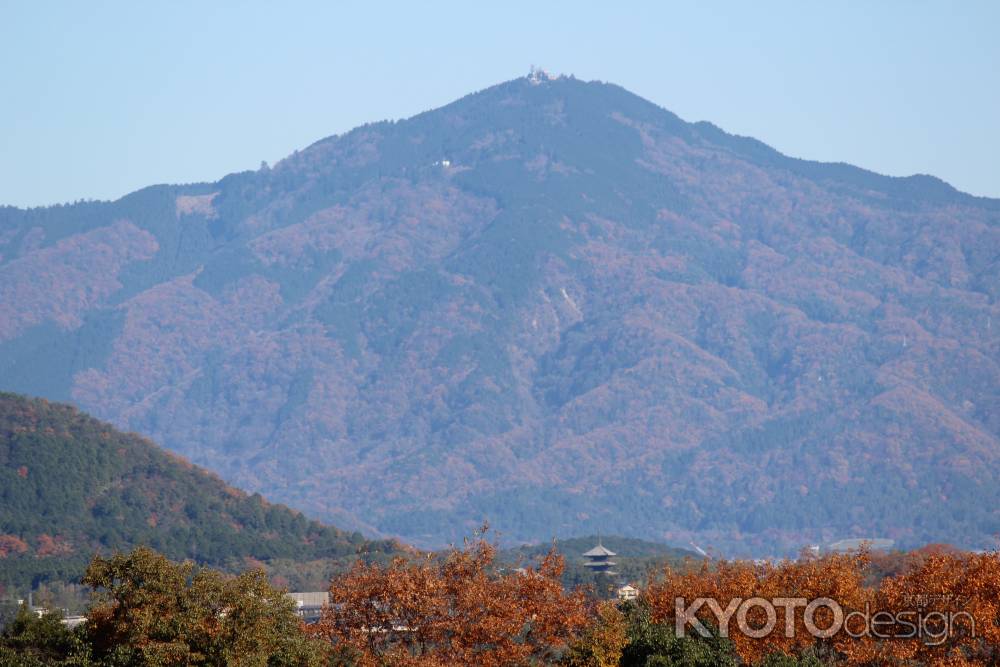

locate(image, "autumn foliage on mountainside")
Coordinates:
3 76 999 553
311 531 590 666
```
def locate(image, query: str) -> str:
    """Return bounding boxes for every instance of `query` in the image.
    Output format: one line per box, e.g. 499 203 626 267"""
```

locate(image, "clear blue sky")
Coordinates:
2 1 997 207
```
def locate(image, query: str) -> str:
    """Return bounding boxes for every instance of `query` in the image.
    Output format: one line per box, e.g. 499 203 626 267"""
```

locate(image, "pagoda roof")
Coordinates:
583 544 617 557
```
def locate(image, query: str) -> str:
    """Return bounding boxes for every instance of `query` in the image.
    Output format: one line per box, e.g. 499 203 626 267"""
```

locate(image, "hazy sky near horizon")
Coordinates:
1 1 998 207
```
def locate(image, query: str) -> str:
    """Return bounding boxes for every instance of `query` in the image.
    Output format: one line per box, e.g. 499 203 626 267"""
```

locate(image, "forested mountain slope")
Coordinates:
1 73 998 554
0 393 399 589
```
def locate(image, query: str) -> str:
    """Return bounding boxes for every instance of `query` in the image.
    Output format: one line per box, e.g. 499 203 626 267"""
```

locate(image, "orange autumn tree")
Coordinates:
562 600 629 667
311 530 589 666
644 549 1000 666
842 551 1000 666
644 551 872 665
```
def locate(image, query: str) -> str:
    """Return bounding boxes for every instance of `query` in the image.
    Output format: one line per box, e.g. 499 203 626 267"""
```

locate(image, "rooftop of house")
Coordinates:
286 591 331 608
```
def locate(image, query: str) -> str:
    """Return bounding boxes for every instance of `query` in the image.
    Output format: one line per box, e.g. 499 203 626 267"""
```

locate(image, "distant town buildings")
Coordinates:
14 593 87 628
286 591 330 623
825 538 894 553
62 615 87 629
616 584 638 602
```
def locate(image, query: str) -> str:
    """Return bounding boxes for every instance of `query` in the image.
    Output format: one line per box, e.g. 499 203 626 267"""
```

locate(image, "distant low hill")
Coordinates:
0 393 401 592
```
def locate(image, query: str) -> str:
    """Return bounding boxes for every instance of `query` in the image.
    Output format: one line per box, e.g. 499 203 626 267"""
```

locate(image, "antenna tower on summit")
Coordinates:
528 65 551 84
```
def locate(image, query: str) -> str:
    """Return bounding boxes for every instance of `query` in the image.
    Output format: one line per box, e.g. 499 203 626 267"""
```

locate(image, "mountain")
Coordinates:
0 393 400 590
1 73 998 554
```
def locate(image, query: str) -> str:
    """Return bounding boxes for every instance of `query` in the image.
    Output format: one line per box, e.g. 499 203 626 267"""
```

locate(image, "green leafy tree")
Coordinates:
82 546 328 666
618 601 738 667
0 603 91 665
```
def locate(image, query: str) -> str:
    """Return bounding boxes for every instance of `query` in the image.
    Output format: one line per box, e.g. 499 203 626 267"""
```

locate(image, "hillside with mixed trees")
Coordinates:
0 393 400 592
1 72 998 553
